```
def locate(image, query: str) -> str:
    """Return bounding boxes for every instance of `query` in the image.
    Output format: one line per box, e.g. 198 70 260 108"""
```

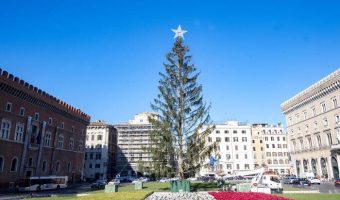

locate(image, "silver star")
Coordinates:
171 25 187 39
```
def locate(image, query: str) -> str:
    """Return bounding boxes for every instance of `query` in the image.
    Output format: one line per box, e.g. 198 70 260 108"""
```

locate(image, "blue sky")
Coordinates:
1 0 339 126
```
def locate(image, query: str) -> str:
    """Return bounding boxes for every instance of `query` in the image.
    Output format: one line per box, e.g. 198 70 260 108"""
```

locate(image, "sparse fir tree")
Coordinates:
149 29 216 179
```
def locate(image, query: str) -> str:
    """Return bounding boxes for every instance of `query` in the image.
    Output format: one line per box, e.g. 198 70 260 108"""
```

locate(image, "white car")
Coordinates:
187 177 197 181
309 178 321 184
107 179 120 185
159 178 170 183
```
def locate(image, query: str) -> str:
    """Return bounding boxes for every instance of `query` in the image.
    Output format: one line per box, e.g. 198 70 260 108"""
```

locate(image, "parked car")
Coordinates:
308 178 321 185
291 178 300 184
282 177 291 184
335 178 340 187
107 179 120 185
187 177 197 181
299 178 311 186
159 178 171 183
91 180 106 189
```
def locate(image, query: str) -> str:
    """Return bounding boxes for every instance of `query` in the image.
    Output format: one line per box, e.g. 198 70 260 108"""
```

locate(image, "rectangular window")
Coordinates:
5 102 12 112
57 135 64 148
265 137 268 141
97 135 102 141
236 164 240 170
216 130 220 134
71 126 75 132
266 144 269 148
242 130 246 134
48 117 53 125
245 164 249 169
243 145 247 150
224 130 229 134
19 107 25 116
227 164 232 169
216 137 221 142
233 137 238 142
28 157 33 167
244 154 248 159
236 154 239 159
208 137 212 142
14 123 25 142
266 152 271 157
233 130 237 134
225 137 230 142
226 154 231 160
242 137 247 142
0 119 11 140
253 147 256 151
272 144 275 148
91 135 95 141
69 138 74 150
277 137 280 141
226 145 229 150
235 145 238 150
61 122 64 129
44 132 51 147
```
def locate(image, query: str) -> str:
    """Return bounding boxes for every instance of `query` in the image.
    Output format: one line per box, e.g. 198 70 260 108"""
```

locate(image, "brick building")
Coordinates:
0 68 90 189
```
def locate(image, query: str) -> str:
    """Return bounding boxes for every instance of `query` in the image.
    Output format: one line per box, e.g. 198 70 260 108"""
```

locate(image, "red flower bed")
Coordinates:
209 192 292 200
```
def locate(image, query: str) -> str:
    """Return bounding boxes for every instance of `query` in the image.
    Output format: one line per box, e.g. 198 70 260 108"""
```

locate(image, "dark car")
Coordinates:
335 179 340 187
283 177 291 184
291 178 300 184
299 178 311 186
91 180 106 189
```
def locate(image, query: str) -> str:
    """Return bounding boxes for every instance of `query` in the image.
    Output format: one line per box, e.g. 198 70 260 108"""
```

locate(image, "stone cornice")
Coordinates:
281 69 340 114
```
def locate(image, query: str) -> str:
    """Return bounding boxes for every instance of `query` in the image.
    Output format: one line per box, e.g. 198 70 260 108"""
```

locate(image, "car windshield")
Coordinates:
270 176 280 183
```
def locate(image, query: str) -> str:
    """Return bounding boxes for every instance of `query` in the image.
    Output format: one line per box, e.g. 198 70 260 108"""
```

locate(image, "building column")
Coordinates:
327 156 334 179
317 157 323 178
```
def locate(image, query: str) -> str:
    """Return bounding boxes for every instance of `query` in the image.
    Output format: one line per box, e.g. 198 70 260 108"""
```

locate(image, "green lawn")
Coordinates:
26 182 340 200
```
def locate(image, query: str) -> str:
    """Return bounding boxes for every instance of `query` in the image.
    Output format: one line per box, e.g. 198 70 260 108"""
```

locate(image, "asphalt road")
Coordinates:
286 181 340 194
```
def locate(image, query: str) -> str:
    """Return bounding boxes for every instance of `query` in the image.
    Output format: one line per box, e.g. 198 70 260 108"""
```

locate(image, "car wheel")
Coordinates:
318 183 320 185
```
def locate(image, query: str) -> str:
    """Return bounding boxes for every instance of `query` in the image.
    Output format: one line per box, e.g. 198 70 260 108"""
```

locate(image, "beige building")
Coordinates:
281 69 340 179
251 123 291 175
84 121 117 181
115 113 153 177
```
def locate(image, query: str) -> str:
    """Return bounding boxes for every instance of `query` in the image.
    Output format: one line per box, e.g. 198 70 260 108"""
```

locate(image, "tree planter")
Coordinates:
170 180 190 192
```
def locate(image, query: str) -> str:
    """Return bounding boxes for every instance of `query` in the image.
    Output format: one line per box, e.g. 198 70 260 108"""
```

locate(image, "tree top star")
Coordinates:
172 25 187 39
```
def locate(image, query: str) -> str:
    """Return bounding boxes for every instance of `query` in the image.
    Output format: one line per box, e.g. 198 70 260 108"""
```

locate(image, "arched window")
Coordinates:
10 157 18 172
279 159 284 164
0 156 4 172
273 159 278 165
42 160 47 173
267 159 272 164
303 160 308 172
285 159 289 164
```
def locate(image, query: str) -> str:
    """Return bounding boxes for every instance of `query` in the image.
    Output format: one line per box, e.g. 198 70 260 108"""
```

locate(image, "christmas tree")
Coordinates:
149 26 216 179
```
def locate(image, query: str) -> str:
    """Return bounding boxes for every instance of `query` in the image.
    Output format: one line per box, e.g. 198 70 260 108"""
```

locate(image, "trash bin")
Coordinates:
236 183 251 192
105 184 118 193
170 180 190 192
135 181 143 190
271 188 283 194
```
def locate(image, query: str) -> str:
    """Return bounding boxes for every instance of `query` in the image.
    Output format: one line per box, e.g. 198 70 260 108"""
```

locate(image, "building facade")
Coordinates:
281 69 340 179
200 121 254 176
84 121 117 181
115 113 153 177
251 123 291 175
0 68 90 189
